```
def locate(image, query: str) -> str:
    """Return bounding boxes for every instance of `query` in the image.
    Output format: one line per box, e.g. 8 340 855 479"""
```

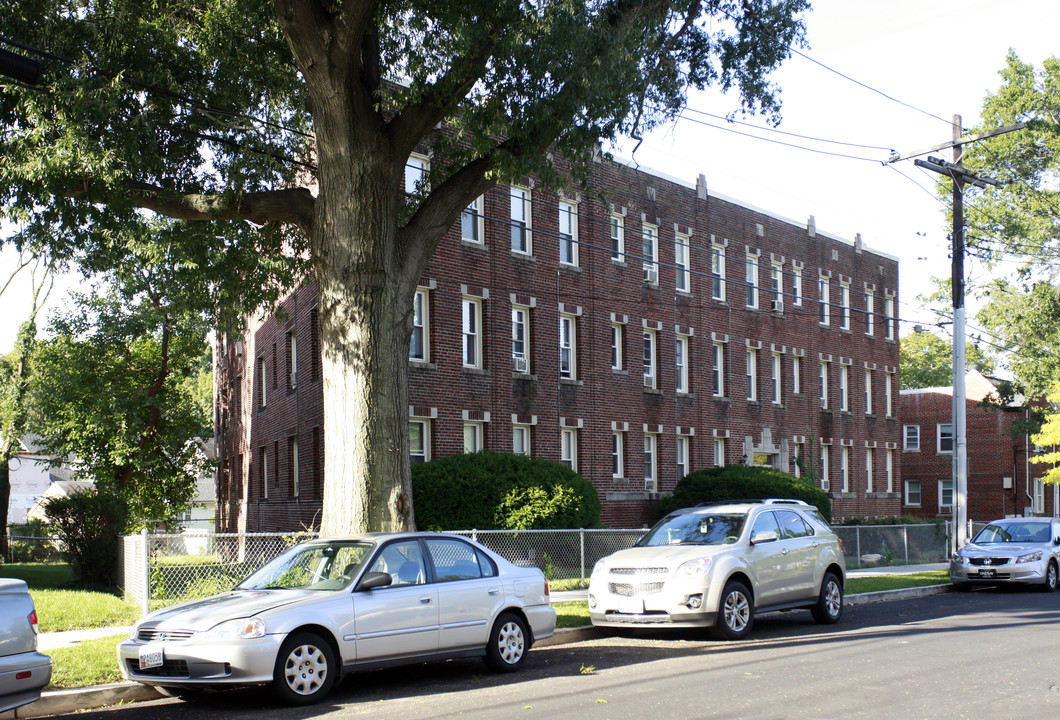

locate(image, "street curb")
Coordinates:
23 585 954 717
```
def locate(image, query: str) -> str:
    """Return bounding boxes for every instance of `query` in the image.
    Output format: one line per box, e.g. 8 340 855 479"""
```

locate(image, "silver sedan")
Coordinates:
117 533 555 705
950 517 1060 591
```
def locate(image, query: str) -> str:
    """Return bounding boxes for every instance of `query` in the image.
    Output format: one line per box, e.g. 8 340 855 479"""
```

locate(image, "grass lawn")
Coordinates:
46 635 128 689
845 570 949 594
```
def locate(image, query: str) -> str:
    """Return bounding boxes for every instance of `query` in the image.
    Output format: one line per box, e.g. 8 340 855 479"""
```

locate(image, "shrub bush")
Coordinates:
412 451 601 530
656 464 832 522
43 487 127 589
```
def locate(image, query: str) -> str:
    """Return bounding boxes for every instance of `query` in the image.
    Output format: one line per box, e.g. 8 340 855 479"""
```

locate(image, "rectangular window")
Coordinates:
771 263 783 305
643 434 657 492
839 365 849 411
258 356 267 408
405 154 429 195
288 435 299 498
676 435 689 480
286 330 298 389
610 213 624 261
886 448 894 493
612 431 624 478
410 420 429 464
885 373 893 417
311 307 320 381
642 224 658 282
558 201 578 266
864 369 873 414
841 446 850 493
771 352 782 405
840 283 851 330
746 348 757 401
793 267 803 306
561 428 577 470
866 448 874 493
461 196 484 244
675 233 690 292
510 186 531 254
410 288 428 361
611 323 623 370
260 445 269 499
462 297 482 368
904 424 920 451
713 437 725 467
905 479 922 506
938 423 954 454
512 425 530 456
820 361 829 409
793 442 804 478
939 479 954 510
820 446 830 491
865 292 875 336
819 277 830 325
712 342 724 397
675 336 689 394
512 306 528 373
746 254 759 308
463 422 483 453
792 355 802 395
559 314 576 380
643 329 656 389
711 244 725 301
885 297 895 340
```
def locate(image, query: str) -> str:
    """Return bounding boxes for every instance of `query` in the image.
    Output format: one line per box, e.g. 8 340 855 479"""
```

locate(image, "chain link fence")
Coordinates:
834 523 950 567
4 535 65 563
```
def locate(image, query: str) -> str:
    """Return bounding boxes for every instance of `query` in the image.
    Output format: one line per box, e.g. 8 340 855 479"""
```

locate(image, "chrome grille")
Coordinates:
610 567 668 575
137 628 195 642
969 557 1011 566
609 581 664 596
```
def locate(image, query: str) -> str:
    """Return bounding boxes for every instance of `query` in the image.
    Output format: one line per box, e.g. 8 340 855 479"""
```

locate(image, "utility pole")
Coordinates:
889 117 1022 555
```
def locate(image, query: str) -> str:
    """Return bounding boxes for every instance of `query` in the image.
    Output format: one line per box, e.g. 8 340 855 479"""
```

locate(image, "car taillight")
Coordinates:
544 579 550 597
838 539 845 555
29 609 39 635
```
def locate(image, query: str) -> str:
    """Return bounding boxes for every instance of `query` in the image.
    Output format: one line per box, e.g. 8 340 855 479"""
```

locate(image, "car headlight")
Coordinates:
950 552 964 565
675 557 712 580
591 559 606 577
1016 551 1043 564
199 617 266 640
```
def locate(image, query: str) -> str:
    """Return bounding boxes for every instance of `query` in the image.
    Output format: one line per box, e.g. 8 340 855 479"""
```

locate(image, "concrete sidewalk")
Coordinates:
19 562 951 719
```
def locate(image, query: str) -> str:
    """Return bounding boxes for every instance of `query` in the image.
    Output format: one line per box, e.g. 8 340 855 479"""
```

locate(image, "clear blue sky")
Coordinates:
2 0 1058 352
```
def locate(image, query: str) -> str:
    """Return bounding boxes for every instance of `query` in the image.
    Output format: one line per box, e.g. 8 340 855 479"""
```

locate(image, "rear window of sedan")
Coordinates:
638 513 747 546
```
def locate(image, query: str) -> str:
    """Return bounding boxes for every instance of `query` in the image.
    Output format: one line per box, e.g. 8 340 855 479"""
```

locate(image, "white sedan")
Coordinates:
117 533 555 705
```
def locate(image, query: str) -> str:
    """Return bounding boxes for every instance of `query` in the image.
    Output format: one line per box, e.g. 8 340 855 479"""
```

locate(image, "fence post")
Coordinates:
140 528 150 616
903 525 909 563
855 527 861 569
579 530 586 589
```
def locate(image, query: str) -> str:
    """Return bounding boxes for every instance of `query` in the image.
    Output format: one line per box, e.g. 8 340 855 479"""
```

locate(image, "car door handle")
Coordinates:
488 589 500 595
419 596 432 604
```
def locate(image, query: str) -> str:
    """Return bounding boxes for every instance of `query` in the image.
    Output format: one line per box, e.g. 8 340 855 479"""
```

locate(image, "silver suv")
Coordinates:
588 499 846 639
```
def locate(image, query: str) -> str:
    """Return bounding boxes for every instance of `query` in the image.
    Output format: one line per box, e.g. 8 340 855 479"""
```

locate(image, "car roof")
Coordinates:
674 498 812 515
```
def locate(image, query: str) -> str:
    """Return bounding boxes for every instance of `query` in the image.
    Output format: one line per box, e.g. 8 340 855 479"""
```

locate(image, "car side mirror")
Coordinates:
751 530 779 545
355 571 393 591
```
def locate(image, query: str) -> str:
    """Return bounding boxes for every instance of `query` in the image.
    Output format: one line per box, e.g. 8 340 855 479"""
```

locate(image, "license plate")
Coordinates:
978 569 996 579
139 644 164 670
617 597 644 615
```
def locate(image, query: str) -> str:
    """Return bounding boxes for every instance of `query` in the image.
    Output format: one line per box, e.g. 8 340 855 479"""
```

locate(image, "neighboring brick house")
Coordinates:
899 368 1055 521
214 155 902 532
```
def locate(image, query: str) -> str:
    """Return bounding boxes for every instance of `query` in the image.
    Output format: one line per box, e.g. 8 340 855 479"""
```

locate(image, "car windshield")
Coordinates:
973 523 1051 544
237 541 375 591
637 513 747 546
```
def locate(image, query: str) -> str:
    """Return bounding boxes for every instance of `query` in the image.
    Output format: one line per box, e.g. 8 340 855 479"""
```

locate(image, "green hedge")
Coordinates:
656 465 832 522
411 451 601 530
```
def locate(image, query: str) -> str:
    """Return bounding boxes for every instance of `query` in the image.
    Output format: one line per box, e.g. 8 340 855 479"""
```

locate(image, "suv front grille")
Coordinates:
610 581 664 596
610 567 668 576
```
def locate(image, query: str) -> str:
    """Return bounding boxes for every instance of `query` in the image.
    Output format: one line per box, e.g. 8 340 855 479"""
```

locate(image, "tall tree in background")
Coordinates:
1 0 810 534
899 330 994 390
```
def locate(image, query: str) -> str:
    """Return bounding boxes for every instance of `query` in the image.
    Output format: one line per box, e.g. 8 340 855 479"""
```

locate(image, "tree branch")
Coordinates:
127 183 316 233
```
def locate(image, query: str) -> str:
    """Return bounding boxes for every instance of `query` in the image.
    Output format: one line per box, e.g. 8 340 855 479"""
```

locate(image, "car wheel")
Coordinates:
714 580 753 640
272 631 336 706
484 612 529 673
810 572 843 624
1042 561 1059 592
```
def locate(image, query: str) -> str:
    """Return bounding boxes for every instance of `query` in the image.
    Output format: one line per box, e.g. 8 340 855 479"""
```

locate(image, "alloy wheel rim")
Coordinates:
497 621 525 664
724 590 749 631
825 581 841 616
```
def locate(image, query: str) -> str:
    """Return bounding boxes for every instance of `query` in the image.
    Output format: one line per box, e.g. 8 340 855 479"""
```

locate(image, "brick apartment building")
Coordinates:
214 154 902 532
900 368 1056 522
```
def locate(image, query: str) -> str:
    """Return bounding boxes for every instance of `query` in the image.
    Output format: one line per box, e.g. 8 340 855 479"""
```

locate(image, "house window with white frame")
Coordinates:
611 322 623 370
410 419 430 464
559 314 576 380
713 437 725 467
258 356 267 408
643 433 657 492
512 424 530 456
792 355 802 395
819 277 830 325
839 365 849 411
886 448 894 492
864 368 873 414
405 153 429 196
939 479 954 510
865 292 875 335
676 435 690 480
610 213 624 261
905 479 921 506
1034 478 1045 513
675 335 689 394
711 244 725 300
286 330 298 389
746 348 758 401
712 342 724 397
885 372 893 417
865 447 874 493
410 288 429 362
510 186 531 254
793 441 804 478
746 254 759 308
938 423 954 454
558 200 578 266
841 446 850 492
643 329 657 389
904 424 920 451
463 422 483 453
793 266 803 306
771 262 783 306
511 306 529 373
771 352 782 404
885 297 895 340
840 283 851 330
819 360 829 409
612 431 624 478
820 445 830 491
461 196 484 244
642 224 658 282
260 445 269 499
675 233 690 292
462 297 482 368
561 428 577 470
289 435 299 498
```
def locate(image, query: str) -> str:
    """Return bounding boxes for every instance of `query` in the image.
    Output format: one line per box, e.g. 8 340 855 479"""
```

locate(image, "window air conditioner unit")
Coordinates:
234 341 243 355
643 373 654 388
940 505 952 514
644 479 657 492
512 355 528 373
643 266 659 284
771 299 784 313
